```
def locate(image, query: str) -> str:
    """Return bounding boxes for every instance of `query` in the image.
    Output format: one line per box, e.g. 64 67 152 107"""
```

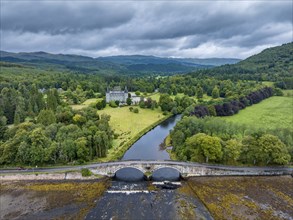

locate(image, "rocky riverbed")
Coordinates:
183 175 293 220
1 176 292 220
0 179 110 220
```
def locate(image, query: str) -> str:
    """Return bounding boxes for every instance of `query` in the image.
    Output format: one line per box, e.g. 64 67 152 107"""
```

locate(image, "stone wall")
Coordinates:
89 161 293 177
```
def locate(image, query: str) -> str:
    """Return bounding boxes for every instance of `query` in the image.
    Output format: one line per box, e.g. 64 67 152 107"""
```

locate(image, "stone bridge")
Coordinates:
87 160 293 178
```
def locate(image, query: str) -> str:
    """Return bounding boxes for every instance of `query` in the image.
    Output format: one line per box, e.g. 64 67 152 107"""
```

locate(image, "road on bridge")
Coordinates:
0 160 292 175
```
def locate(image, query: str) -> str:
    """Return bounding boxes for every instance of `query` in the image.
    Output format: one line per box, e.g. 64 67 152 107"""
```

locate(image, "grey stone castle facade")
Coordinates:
106 86 128 103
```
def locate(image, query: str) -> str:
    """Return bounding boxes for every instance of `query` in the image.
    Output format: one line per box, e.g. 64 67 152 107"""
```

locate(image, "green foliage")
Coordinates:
96 98 106 110
192 42 293 84
126 97 132 105
212 86 220 99
186 133 223 163
257 134 290 165
37 109 56 126
133 108 139 113
109 100 118 108
159 94 174 112
223 139 242 164
196 85 204 99
81 168 92 177
171 117 292 165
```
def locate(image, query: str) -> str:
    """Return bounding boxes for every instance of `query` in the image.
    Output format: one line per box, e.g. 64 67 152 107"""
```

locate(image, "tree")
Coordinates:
96 101 104 110
196 85 203 99
223 139 242 164
76 137 89 162
241 135 260 165
37 109 56 126
13 111 21 125
159 94 173 112
28 127 51 165
212 86 220 99
73 114 87 126
109 100 117 108
207 105 216 116
126 97 132 106
258 134 290 165
186 133 223 163
0 116 7 140
46 89 58 111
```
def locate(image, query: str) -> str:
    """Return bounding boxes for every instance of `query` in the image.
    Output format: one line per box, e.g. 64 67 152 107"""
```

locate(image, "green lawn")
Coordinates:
71 98 103 110
283 90 293 97
261 81 274 87
97 105 169 161
147 92 212 102
223 96 293 130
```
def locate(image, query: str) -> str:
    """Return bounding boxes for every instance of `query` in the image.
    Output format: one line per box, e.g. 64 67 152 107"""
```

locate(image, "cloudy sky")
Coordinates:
1 0 292 59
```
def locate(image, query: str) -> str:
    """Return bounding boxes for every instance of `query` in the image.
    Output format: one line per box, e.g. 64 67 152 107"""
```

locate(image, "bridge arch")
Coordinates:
112 166 146 175
114 166 146 181
152 166 182 174
152 166 182 181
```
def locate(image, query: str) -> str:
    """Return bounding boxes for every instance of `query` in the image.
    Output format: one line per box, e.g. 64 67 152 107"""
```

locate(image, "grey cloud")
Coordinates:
0 1 292 59
1 2 135 34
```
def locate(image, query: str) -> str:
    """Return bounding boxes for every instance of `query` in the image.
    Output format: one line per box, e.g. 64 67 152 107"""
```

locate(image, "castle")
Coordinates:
106 86 128 103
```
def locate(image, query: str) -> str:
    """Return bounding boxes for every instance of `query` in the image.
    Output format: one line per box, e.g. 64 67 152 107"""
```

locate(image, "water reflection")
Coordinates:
152 168 181 181
122 114 182 160
115 167 145 182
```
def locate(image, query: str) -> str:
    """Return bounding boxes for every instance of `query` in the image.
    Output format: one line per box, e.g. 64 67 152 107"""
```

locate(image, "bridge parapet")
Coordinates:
88 160 293 178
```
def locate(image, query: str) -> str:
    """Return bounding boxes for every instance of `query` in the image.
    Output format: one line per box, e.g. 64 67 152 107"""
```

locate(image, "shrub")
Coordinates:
81 168 92 177
109 100 118 108
133 108 139 113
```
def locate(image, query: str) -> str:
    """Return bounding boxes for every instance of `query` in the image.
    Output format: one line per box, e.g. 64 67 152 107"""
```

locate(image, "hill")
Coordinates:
192 42 293 88
0 51 240 75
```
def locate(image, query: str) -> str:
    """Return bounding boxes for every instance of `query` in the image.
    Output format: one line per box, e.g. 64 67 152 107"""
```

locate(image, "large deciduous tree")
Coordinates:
186 133 223 163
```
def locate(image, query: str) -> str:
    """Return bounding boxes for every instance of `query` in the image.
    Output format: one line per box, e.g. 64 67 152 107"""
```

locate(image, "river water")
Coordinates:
85 114 213 219
122 114 182 160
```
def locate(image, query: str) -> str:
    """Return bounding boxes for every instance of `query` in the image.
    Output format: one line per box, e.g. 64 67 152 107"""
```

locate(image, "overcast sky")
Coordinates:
1 0 292 59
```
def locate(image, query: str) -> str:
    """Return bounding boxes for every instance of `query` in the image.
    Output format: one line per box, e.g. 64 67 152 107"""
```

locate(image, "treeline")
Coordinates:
0 106 113 165
170 117 292 165
0 85 60 125
192 87 274 117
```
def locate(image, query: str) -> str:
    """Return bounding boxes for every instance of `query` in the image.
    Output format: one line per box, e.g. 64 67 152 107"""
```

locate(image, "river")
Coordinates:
122 114 182 160
85 114 213 220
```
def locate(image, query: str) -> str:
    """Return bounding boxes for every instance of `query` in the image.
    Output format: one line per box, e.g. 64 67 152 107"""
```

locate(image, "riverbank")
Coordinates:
3 176 291 219
181 175 293 219
0 179 110 220
0 171 105 181
98 107 172 161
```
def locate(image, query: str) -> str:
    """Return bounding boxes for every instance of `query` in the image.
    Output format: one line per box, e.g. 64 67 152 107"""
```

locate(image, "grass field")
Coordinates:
283 89 293 97
223 96 293 130
97 105 169 161
71 98 103 110
147 92 212 102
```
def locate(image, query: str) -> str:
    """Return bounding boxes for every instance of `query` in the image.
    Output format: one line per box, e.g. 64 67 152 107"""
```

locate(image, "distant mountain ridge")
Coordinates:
191 42 293 85
0 50 241 75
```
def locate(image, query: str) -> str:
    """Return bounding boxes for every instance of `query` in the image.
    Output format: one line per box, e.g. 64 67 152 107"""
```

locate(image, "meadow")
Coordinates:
71 98 103 110
223 95 293 130
97 106 169 161
147 92 212 102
